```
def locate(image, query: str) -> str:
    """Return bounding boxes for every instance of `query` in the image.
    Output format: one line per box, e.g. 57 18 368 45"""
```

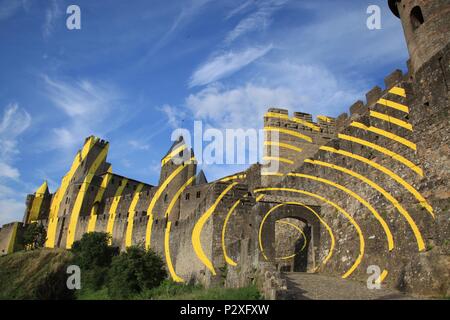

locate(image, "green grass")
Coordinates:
76 280 262 300
0 248 74 299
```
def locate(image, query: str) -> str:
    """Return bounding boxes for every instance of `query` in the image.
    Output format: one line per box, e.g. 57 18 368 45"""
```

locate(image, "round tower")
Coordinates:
389 0 450 72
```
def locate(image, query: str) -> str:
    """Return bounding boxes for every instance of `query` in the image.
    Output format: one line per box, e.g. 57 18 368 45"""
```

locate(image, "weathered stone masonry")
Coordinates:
0 0 448 297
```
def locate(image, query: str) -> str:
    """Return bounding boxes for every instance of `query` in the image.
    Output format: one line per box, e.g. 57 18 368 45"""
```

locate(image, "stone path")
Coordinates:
283 273 416 300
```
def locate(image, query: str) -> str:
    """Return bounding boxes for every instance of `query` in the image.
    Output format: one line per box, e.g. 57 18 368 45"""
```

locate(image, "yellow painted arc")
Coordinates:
339 133 422 176
220 174 246 182
305 159 426 251
377 98 409 113
87 170 113 233
162 176 196 281
263 156 294 165
66 145 109 248
389 87 406 97
318 115 333 123
192 182 238 275
28 181 48 223
125 183 144 247
106 178 129 243
161 145 187 167
46 137 97 247
377 269 389 284
165 176 196 218
264 127 313 143
275 220 307 260
288 173 394 251
256 195 265 202
265 112 321 131
222 199 241 267
350 121 417 151
264 141 303 153
370 111 413 131
165 221 185 283
7 223 18 254
145 157 195 249
321 145 433 218
256 199 336 270
255 189 364 279
261 172 284 177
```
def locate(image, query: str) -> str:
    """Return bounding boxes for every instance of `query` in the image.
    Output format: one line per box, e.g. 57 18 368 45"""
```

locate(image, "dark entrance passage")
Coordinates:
258 202 321 273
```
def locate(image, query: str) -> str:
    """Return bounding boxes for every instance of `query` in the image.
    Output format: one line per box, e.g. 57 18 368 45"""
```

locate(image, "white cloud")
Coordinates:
128 140 150 151
43 0 61 38
0 198 25 225
159 104 186 128
189 45 272 87
186 61 363 129
0 103 31 181
225 0 254 20
43 75 127 150
225 0 288 44
0 163 20 180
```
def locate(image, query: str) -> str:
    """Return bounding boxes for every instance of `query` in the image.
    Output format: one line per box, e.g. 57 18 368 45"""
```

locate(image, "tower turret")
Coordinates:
389 0 450 72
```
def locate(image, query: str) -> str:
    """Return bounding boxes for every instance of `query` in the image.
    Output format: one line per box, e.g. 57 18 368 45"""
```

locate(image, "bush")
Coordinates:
71 232 118 270
107 246 167 299
71 232 118 290
22 223 47 250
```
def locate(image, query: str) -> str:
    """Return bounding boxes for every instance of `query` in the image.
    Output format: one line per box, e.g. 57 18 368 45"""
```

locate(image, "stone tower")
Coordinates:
389 0 450 72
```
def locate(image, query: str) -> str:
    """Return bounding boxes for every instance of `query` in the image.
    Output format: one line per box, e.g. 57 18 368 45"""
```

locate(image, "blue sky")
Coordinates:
0 0 408 225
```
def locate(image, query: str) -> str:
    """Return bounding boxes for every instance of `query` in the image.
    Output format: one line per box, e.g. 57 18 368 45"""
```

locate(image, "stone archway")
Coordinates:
258 202 321 273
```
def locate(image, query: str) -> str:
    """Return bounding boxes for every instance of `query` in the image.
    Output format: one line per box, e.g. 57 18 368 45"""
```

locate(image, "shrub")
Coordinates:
71 232 118 290
22 223 47 250
107 246 167 299
71 232 118 270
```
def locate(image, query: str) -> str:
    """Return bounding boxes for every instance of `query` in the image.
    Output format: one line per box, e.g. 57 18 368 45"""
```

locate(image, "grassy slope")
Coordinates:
0 249 73 299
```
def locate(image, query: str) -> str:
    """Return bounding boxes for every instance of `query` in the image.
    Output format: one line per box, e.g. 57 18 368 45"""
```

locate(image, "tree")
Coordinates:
107 246 167 299
22 223 47 250
71 232 119 290
71 232 117 269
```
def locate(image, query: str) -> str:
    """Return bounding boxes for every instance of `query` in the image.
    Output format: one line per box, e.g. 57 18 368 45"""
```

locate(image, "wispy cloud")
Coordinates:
0 103 31 167
42 75 127 150
0 103 31 225
159 104 187 128
186 60 364 129
43 0 61 38
189 44 272 87
0 0 28 21
225 0 255 20
225 0 288 44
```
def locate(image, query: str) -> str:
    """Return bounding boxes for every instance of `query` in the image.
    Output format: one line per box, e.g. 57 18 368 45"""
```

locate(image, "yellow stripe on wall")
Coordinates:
254 189 362 279
66 145 109 248
321 145 433 217
46 136 97 248
304 159 425 251
350 122 417 150
125 183 144 247
265 112 321 131
263 156 294 165
87 169 113 233
339 132 422 176
106 178 128 243
377 98 409 113
145 157 195 249
264 141 303 153
264 127 313 143
222 199 241 267
288 173 394 251
370 111 413 131
389 87 406 97
161 145 187 166
192 182 237 275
